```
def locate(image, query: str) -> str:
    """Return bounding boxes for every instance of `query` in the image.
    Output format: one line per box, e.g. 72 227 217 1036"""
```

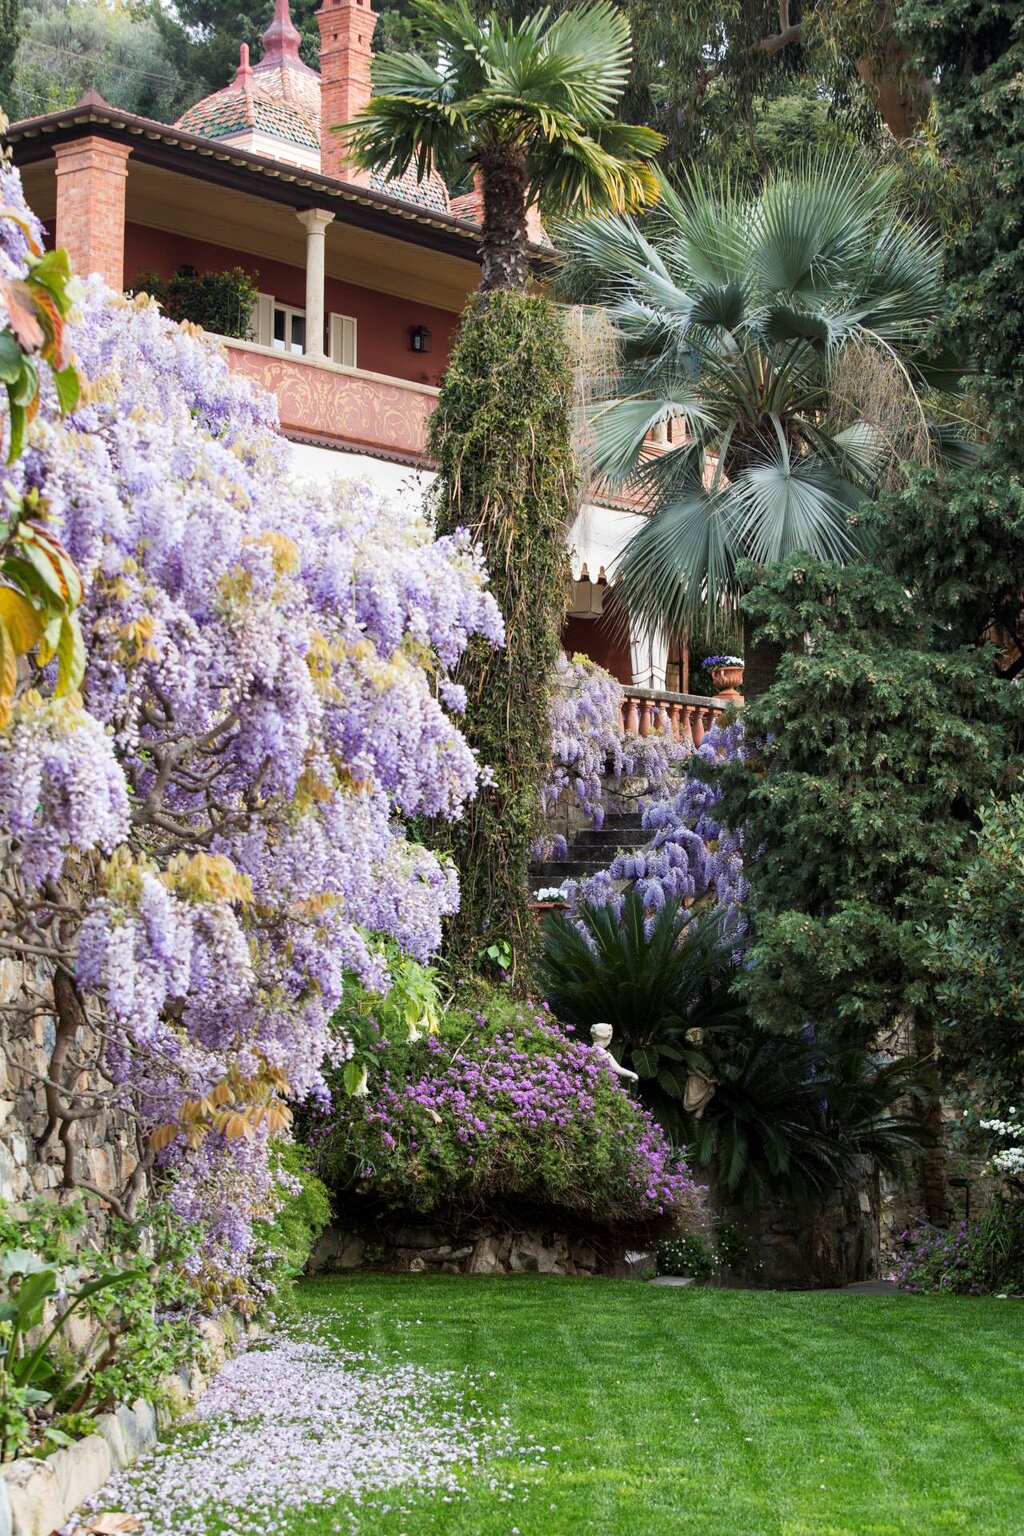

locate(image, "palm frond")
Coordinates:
613 485 741 632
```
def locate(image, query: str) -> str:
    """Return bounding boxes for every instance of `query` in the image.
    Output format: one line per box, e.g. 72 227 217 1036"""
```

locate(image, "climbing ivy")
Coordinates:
429 292 577 977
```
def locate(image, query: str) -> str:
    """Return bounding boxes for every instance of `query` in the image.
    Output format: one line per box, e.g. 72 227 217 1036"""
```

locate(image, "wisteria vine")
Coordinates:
573 721 749 942
0 163 503 1298
542 652 685 827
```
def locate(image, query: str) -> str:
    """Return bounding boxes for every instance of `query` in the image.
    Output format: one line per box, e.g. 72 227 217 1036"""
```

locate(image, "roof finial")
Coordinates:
234 42 254 84
261 0 302 65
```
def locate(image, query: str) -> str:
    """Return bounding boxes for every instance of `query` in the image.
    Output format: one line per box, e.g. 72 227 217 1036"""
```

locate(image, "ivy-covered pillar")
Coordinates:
430 291 577 978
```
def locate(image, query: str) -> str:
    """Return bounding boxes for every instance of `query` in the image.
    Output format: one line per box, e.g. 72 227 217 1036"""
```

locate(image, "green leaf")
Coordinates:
6 396 25 463
0 329 23 384
52 363 80 415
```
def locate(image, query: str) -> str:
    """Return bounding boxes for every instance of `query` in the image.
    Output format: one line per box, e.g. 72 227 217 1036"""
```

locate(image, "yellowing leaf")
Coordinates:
0 586 42 653
55 613 86 696
149 1124 178 1153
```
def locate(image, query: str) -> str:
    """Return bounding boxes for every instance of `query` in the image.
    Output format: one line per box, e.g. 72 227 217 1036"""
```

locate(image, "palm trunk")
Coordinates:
478 148 530 293
742 613 784 701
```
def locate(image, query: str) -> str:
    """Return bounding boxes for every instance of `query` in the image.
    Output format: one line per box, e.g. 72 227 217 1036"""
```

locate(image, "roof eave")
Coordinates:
5 102 555 269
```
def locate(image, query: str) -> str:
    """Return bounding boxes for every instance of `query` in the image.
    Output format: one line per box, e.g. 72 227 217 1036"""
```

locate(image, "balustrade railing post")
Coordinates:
625 694 640 734
638 698 652 737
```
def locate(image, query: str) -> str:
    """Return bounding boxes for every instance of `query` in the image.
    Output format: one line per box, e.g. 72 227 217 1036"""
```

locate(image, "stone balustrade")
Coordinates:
619 686 740 748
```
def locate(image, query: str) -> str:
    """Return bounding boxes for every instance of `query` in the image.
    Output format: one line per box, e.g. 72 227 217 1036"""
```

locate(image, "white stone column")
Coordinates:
296 208 335 360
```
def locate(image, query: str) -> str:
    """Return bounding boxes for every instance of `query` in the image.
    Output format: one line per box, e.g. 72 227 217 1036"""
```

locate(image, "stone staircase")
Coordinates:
530 809 648 897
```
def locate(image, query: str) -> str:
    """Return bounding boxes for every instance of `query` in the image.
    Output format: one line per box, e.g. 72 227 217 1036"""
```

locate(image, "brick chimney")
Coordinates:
316 0 375 183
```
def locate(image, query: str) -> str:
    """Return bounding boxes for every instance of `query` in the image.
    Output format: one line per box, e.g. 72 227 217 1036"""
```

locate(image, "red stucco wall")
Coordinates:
562 612 632 684
123 224 460 386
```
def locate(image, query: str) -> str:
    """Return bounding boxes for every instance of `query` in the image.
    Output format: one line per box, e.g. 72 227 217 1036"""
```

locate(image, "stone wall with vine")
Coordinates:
0 955 138 1222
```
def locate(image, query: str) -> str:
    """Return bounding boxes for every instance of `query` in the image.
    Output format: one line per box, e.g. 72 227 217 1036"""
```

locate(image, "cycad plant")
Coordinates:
540 892 746 1136
541 892 931 1210
689 1029 930 1213
559 158 965 692
340 0 662 291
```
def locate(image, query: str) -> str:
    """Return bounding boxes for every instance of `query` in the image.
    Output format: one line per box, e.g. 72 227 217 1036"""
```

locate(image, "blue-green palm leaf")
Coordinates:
559 155 964 628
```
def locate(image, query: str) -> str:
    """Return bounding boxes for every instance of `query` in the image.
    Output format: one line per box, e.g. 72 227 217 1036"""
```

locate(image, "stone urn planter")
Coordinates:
706 655 744 702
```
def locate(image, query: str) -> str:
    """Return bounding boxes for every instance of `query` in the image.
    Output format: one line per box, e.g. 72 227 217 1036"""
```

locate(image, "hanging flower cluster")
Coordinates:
543 652 684 826
574 721 749 941
0 165 503 1297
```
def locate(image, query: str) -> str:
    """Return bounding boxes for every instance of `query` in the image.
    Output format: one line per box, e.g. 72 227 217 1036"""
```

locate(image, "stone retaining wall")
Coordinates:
0 954 137 1217
309 1221 647 1278
0 1316 250 1536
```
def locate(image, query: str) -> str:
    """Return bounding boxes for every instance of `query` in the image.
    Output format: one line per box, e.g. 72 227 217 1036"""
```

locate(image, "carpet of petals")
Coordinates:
86 1323 531 1535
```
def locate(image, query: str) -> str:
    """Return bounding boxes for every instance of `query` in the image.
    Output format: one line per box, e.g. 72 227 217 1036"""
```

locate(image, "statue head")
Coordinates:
590 1021 613 1046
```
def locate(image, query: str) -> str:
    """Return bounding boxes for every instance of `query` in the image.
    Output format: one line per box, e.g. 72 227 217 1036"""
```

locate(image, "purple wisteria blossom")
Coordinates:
543 652 685 827
0 164 506 1294
574 721 749 943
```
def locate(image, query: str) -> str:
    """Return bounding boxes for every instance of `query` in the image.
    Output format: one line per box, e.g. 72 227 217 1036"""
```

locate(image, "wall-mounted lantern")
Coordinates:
410 325 433 353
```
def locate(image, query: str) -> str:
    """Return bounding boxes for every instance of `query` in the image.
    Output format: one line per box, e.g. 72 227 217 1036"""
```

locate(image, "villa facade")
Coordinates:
5 0 691 698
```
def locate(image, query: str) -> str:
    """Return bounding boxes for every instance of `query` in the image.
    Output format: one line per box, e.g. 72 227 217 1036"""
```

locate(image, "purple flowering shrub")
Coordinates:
542 652 685 828
309 992 706 1233
890 1201 1024 1295
574 721 749 942
0 164 505 1303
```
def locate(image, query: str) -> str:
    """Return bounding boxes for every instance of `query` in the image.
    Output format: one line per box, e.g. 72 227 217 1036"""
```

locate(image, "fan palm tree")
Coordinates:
558 158 966 693
339 0 663 292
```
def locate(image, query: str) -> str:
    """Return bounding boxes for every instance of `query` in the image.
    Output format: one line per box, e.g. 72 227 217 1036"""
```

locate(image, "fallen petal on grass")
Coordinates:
86 1321 528 1536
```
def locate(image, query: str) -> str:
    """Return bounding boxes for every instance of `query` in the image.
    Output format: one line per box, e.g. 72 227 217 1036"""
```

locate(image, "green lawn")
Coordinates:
291 1275 1023 1536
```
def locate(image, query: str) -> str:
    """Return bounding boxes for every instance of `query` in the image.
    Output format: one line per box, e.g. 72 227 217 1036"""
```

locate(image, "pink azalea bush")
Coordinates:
0 160 503 1302
309 992 706 1232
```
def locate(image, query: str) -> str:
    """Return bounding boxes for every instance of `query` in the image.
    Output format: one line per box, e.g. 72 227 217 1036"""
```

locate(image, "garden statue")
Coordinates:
590 1022 639 1082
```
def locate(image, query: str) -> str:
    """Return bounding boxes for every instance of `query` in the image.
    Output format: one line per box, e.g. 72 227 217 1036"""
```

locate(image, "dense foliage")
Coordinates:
5 0 189 122
714 558 1020 1047
134 264 259 342
309 990 705 1233
429 292 575 975
0 1196 202 1460
927 795 1024 1108
901 0 1024 465
0 160 502 1302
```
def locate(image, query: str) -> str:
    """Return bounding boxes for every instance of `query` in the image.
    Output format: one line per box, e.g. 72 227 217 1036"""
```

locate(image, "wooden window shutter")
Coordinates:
328 313 357 369
252 292 274 347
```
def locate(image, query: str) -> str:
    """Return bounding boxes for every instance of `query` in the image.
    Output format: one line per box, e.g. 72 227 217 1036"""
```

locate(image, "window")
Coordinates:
328 313 357 369
272 303 306 355
251 293 358 368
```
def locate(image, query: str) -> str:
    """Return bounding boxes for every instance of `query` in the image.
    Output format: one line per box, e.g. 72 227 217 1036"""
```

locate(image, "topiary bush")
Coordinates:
308 990 705 1237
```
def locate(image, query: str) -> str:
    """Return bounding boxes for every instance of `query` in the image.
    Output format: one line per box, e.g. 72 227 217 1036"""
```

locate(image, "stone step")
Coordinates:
603 811 644 830
575 826 648 848
529 859 609 880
